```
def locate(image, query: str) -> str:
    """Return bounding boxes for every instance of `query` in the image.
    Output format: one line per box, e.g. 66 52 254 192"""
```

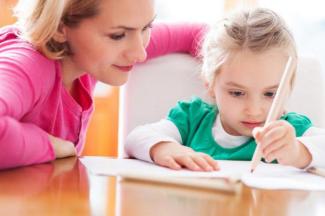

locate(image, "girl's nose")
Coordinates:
245 98 264 117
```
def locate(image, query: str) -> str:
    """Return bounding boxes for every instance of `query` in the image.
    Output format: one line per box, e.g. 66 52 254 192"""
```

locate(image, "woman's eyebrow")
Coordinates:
110 15 157 31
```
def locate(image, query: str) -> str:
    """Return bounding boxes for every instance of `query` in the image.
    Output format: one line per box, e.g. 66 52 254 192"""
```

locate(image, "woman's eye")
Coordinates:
142 24 153 32
109 33 125 40
229 90 245 97
264 91 276 98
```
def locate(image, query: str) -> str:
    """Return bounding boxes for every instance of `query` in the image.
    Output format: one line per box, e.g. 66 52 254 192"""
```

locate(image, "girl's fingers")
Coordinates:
192 155 214 171
259 124 289 149
201 153 219 171
257 120 287 138
175 156 202 171
252 127 262 141
160 156 182 170
263 140 286 162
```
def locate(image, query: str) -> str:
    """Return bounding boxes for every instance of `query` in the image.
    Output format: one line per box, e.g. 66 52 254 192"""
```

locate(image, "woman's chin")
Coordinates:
100 76 129 86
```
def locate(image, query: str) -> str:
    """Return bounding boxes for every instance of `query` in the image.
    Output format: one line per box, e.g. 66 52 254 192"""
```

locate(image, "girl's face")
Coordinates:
61 0 155 86
212 49 291 136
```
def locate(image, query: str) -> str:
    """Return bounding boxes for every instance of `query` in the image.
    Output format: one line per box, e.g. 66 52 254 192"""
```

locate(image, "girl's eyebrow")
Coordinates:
225 82 246 88
110 15 157 31
225 82 279 90
264 84 279 90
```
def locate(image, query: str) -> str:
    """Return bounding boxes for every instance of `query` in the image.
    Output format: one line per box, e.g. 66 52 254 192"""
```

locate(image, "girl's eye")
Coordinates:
109 33 125 40
229 90 245 97
264 91 276 98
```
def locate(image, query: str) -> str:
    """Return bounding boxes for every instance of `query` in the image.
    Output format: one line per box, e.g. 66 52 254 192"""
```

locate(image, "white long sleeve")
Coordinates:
125 119 182 162
297 127 325 168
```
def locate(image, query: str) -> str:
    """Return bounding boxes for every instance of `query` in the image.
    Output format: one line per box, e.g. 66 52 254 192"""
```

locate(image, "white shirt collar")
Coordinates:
212 115 250 148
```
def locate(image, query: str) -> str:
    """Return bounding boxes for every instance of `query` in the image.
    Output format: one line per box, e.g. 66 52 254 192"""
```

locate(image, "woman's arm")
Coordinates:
146 23 207 59
0 45 74 169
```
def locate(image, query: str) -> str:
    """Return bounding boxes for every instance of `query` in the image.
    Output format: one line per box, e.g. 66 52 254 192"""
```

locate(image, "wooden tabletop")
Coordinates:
0 157 325 216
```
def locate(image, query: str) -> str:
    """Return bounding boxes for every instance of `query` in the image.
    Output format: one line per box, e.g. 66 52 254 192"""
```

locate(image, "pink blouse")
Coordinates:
0 23 205 169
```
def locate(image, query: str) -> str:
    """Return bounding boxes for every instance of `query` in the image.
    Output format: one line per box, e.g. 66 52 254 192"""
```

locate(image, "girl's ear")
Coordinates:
205 82 216 99
52 22 68 43
208 87 216 99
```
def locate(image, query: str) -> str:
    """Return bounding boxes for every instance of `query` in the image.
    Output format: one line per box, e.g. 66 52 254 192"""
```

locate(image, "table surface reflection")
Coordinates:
0 157 325 216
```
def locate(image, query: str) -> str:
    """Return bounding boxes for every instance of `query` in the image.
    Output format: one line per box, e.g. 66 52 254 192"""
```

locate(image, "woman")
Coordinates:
0 0 205 169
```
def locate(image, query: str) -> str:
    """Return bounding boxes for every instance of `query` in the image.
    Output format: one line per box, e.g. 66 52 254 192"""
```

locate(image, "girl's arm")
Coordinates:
125 119 218 171
125 119 181 162
146 23 207 59
298 127 325 168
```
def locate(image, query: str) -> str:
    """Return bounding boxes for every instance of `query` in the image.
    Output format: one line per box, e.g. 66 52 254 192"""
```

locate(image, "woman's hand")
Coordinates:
48 134 77 159
150 141 219 171
253 120 312 168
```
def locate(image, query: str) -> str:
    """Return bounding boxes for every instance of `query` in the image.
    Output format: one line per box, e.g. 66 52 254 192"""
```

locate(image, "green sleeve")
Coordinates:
281 112 313 136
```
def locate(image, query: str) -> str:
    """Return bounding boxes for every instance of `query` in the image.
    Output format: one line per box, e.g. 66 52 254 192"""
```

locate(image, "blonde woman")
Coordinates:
0 0 206 169
126 8 325 171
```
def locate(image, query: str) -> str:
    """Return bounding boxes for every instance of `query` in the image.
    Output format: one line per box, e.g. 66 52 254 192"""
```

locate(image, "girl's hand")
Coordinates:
150 141 219 171
48 134 77 159
253 120 312 168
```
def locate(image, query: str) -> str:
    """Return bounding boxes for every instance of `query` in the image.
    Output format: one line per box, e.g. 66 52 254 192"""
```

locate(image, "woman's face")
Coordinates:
62 0 155 86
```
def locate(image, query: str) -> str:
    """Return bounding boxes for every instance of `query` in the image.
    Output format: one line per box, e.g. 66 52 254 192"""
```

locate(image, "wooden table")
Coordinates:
0 157 325 216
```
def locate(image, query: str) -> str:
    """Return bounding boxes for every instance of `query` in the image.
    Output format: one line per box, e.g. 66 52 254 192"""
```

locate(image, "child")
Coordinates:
125 8 325 171
0 0 206 169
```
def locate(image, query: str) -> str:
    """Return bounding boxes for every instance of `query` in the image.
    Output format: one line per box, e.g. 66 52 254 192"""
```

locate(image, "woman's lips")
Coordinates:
113 65 134 72
241 121 263 129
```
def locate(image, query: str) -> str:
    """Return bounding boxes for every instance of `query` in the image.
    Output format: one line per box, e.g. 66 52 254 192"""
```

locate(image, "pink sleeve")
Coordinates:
0 51 55 170
146 23 207 59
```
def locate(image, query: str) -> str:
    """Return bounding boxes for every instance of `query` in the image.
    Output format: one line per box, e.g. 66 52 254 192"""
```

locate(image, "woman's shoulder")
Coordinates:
0 26 53 64
0 26 56 78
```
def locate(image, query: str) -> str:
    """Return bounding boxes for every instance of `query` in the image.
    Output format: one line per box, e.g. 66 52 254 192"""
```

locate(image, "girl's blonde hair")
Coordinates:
201 8 297 88
14 0 100 59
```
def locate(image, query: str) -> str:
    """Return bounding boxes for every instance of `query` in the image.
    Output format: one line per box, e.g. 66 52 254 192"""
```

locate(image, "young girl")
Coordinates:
125 8 325 172
0 0 206 169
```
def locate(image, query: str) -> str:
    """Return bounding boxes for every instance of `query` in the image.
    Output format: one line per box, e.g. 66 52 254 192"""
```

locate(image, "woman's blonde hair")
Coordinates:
14 0 101 59
201 8 297 88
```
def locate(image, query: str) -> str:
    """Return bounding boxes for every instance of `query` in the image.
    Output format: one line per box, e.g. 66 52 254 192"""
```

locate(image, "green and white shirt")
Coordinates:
167 97 312 160
125 97 325 168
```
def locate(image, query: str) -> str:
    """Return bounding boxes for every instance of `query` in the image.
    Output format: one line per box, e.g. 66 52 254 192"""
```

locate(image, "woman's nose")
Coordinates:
126 35 147 63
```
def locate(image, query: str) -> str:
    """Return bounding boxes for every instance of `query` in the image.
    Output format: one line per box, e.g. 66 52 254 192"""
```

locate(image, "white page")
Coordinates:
80 156 325 191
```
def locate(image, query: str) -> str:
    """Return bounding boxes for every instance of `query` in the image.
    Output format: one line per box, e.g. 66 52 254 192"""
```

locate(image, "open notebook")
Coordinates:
81 156 325 191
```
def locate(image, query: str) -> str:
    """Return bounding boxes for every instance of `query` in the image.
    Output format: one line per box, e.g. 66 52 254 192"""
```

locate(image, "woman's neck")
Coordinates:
60 57 84 93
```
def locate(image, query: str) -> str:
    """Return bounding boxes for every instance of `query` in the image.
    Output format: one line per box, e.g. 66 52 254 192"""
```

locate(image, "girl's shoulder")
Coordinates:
281 112 313 136
176 97 215 111
169 96 216 119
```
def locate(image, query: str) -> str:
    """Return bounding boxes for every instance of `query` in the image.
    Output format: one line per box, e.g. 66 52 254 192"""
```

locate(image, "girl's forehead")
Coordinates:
217 49 290 87
223 49 288 73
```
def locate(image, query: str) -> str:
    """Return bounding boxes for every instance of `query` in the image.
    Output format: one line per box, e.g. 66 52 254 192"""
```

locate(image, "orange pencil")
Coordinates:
250 56 294 173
